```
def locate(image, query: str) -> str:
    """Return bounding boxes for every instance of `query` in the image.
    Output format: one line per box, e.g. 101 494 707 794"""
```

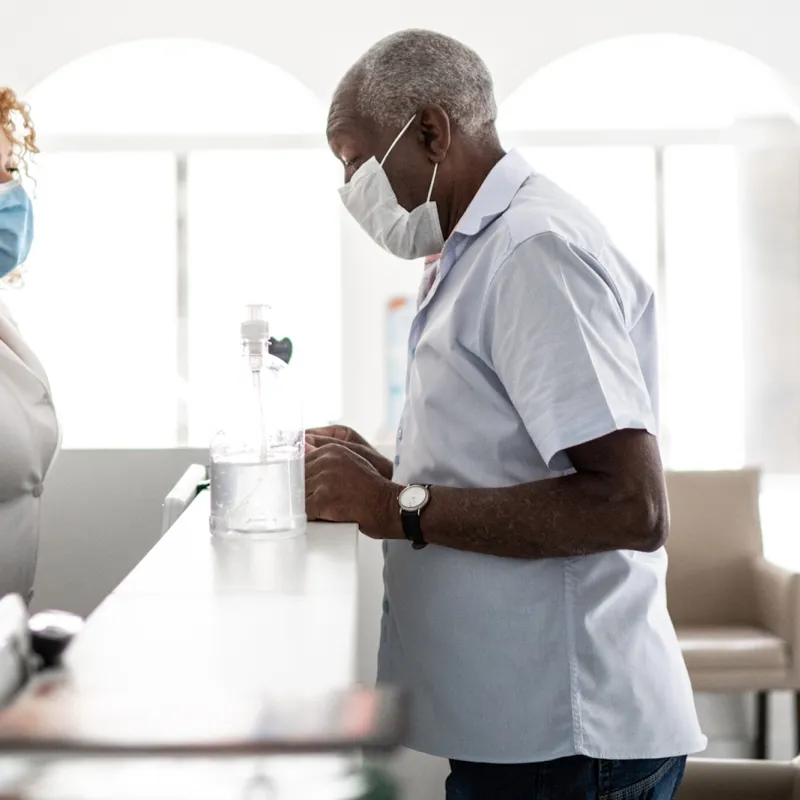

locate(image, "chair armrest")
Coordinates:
753 557 800 646
677 758 793 800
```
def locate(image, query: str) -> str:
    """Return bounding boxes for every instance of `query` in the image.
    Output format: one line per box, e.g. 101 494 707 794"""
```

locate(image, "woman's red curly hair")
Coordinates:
0 88 38 176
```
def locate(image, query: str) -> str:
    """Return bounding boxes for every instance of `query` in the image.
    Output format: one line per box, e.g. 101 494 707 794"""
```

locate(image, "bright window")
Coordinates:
10 152 177 447
500 35 797 131
7 39 339 448
29 39 324 136
663 146 746 468
186 150 341 444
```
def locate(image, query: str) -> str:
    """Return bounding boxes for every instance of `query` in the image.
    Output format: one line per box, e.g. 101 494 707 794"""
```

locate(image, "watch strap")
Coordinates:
401 509 427 550
400 485 430 550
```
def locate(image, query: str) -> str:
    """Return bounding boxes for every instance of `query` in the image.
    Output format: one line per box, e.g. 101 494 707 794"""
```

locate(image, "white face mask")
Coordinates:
338 115 445 260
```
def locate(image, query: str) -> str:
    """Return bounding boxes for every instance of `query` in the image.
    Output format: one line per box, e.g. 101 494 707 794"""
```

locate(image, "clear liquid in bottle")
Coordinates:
210 449 305 538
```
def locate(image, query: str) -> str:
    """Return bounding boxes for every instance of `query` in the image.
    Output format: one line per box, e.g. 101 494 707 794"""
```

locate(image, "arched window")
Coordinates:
499 35 797 131
499 34 799 471
7 39 339 447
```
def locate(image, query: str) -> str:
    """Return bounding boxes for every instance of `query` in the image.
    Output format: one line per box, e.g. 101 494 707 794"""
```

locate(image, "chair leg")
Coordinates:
755 691 768 759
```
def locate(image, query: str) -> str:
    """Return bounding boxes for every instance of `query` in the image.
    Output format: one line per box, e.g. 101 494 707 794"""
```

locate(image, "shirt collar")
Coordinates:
451 150 534 239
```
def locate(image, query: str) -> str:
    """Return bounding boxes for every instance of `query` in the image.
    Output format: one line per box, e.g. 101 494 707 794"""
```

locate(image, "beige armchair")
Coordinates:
677 756 798 799
665 469 800 758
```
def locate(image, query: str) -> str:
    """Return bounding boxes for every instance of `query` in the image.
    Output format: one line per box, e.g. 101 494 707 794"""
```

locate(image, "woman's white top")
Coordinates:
0 300 59 601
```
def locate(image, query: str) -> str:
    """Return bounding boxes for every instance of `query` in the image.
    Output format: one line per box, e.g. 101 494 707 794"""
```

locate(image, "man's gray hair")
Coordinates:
342 29 497 137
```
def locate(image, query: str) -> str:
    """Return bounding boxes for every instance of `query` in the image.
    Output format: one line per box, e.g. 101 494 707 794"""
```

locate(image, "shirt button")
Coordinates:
32 484 44 498
394 454 400 467
397 427 403 441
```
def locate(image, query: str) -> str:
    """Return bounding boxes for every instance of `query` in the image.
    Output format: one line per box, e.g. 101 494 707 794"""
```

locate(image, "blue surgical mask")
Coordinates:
0 180 34 278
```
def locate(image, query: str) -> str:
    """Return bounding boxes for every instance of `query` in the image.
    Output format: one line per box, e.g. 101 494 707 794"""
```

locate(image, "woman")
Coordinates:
0 88 58 602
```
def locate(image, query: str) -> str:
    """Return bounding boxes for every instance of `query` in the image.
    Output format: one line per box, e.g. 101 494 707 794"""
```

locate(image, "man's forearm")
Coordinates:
381 471 667 559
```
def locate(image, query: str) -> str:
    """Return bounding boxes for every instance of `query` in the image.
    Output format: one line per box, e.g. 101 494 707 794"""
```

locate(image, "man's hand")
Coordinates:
306 425 393 480
307 425 371 447
305 443 402 539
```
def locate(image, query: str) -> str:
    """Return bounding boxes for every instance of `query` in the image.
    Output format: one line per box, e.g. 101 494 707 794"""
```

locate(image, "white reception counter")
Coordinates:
0 496 403 796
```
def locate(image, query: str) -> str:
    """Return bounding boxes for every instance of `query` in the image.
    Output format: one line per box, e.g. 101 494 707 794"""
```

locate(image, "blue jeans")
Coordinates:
445 755 686 799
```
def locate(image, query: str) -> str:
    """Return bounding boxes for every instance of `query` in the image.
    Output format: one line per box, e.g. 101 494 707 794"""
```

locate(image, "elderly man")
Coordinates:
306 29 704 800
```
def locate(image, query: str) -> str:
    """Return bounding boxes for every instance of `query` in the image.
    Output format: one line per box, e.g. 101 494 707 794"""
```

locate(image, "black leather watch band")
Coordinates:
401 508 428 550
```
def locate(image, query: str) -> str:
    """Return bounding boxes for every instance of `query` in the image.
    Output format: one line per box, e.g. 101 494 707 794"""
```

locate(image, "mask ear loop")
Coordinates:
380 114 440 204
380 115 417 168
426 163 438 203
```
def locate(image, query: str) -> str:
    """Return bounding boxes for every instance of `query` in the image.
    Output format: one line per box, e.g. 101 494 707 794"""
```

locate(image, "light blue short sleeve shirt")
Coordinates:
381 150 705 763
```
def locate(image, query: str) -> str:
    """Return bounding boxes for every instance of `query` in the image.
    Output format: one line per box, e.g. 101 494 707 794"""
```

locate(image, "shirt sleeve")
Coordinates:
480 231 657 471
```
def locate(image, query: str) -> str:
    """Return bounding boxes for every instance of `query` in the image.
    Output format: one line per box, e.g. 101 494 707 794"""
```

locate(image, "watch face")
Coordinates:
399 485 429 512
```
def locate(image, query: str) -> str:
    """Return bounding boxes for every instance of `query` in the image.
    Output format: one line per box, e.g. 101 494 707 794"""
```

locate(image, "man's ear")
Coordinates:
417 104 451 163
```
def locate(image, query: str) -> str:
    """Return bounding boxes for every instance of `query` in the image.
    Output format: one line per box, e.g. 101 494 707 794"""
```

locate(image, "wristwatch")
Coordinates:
398 484 431 550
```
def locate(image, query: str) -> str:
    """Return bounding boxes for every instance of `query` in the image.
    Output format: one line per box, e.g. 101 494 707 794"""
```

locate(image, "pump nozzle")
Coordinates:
241 304 270 371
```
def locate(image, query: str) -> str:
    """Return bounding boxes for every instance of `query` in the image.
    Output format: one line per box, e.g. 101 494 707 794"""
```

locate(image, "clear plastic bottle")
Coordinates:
209 305 306 538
